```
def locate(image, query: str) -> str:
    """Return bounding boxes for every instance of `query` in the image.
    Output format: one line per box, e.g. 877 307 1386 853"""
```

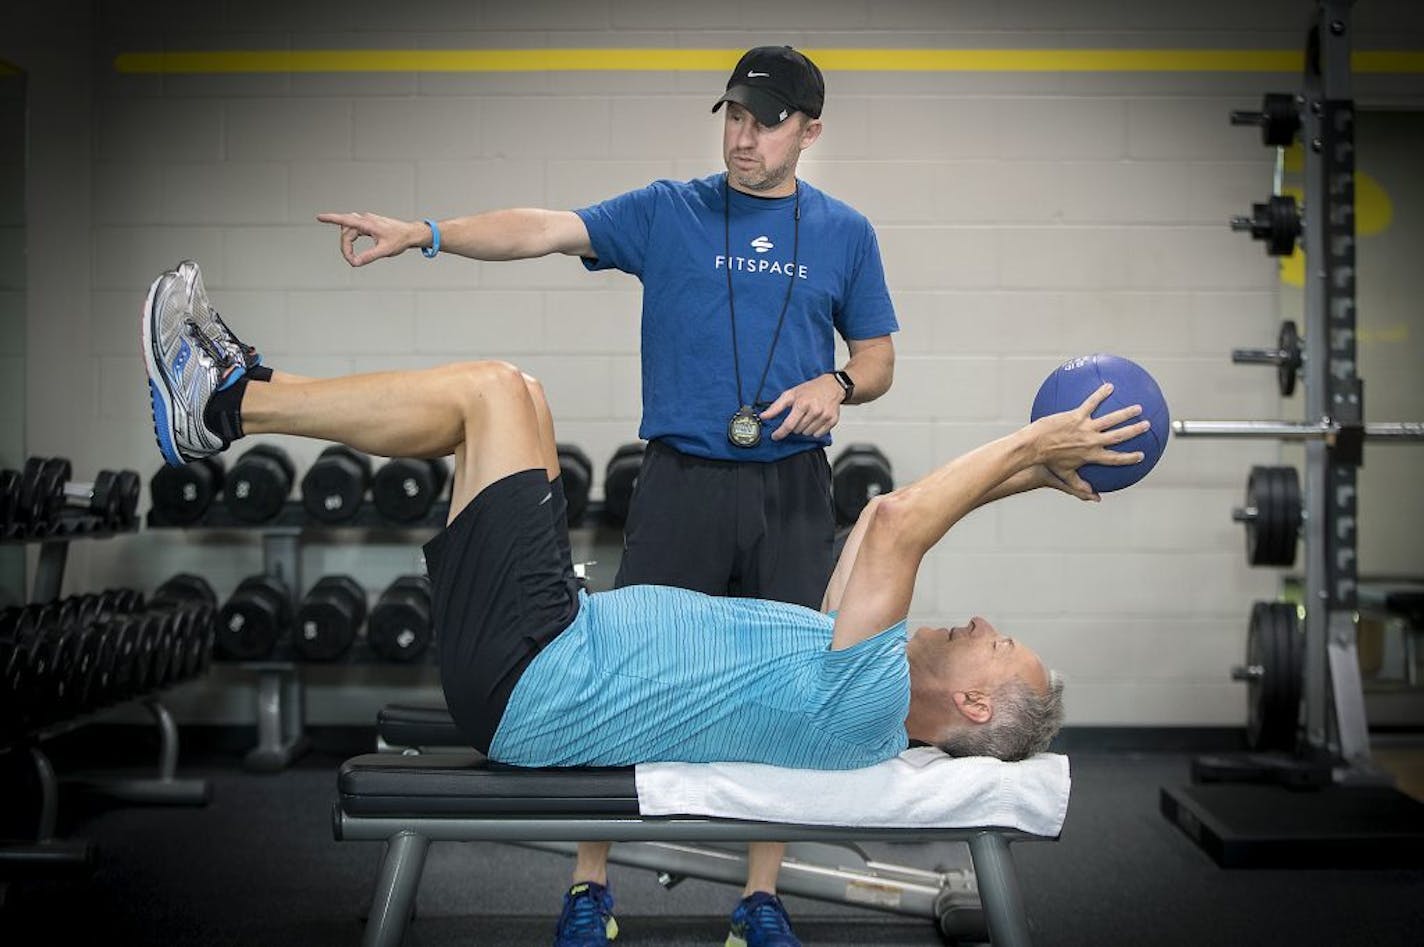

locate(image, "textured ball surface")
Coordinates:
1029 354 1170 492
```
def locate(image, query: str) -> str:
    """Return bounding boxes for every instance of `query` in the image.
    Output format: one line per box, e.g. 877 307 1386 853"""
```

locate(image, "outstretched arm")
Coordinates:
316 208 593 267
827 383 1147 650
819 462 1097 616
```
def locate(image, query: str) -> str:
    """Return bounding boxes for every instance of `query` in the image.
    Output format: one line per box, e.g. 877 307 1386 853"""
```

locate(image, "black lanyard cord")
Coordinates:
725 175 801 411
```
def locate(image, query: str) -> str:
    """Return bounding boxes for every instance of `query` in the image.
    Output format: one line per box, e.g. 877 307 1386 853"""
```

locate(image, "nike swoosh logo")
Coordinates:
539 492 552 505
747 71 770 78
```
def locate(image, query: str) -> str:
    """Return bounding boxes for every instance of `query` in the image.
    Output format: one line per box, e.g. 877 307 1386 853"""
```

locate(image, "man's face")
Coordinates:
908 615 1049 697
721 102 820 193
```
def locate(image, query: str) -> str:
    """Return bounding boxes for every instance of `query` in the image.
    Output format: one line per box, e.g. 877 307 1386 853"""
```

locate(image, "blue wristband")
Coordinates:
421 218 440 259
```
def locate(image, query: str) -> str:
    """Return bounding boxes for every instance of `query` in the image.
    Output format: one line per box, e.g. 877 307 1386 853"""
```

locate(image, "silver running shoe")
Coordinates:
142 266 245 467
176 259 262 371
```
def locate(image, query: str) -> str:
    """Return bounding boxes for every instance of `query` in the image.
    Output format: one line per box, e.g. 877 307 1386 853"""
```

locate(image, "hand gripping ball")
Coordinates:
1030 354 1170 493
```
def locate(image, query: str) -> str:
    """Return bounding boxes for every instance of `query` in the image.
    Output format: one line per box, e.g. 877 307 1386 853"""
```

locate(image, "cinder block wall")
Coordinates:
4 0 1423 725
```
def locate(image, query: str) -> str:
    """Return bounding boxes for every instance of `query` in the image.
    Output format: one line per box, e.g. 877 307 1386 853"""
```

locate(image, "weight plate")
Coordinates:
1277 320 1301 397
1245 601 1298 751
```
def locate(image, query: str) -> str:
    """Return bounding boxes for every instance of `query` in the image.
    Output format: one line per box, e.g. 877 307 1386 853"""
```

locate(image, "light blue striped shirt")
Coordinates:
488 585 910 769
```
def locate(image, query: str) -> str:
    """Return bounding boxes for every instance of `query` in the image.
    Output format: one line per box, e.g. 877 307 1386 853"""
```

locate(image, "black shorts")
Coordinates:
613 440 835 609
422 469 582 753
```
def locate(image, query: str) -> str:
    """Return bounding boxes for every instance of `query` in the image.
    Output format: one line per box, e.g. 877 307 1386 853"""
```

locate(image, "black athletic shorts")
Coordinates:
422 469 582 753
613 439 835 609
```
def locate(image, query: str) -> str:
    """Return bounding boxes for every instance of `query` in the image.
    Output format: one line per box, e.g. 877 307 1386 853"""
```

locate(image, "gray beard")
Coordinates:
729 156 796 193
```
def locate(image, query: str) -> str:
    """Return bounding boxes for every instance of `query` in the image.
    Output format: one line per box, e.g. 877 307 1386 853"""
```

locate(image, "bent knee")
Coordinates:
444 360 528 404
520 371 547 403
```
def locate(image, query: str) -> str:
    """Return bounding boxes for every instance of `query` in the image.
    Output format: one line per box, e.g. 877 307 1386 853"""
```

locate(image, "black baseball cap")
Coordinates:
711 46 825 127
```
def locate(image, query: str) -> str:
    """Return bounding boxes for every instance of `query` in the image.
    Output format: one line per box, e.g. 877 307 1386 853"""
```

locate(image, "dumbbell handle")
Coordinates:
61 480 101 501
1231 664 1265 681
1231 506 1257 523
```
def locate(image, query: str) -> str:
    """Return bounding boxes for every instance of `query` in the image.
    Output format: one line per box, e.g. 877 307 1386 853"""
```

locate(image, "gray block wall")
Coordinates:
3 0 1422 726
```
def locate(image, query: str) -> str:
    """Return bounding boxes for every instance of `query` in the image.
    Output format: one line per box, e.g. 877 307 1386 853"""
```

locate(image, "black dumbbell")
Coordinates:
150 457 225 525
71 624 111 714
53 455 138 524
558 444 593 526
293 575 366 662
368 575 433 663
0 468 20 532
28 458 141 529
216 574 292 661
831 444 894 527
104 616 141 701
301 445 372 524
104 587 147 614
224 444 296 523
603 442 646 526
153 574 218 613
371 457 449 524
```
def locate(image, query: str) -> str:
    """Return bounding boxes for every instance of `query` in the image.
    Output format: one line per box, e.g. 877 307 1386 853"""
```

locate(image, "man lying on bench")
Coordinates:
144 260 1148 771
145 261 1143 944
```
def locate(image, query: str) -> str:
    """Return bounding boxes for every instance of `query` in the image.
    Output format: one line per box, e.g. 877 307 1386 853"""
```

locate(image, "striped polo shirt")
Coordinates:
487 585 910 769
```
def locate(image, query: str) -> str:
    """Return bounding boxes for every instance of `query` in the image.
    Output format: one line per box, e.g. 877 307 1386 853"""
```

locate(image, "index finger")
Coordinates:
316 212 360 227
758 391 792 420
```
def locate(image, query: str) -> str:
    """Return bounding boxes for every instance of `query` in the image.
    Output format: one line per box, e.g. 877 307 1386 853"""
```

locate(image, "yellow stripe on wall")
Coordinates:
113 48 1424 75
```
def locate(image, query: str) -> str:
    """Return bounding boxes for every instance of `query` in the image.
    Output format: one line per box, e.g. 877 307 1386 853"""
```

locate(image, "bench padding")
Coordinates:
339 751 640 817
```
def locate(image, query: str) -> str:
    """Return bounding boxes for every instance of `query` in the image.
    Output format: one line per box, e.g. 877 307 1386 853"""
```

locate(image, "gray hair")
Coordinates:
936 670 1065 762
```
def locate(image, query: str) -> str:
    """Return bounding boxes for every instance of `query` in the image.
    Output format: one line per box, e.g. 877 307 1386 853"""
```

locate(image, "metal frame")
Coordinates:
334 809 1042 947
1170 0 1424 778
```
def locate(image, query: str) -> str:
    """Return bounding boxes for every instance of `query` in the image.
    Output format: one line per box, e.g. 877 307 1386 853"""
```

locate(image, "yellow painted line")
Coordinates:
113 48 1424 75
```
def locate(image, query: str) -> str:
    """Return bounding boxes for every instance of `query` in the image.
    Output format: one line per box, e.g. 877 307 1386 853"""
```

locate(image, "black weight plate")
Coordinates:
1276 467 1301 568
1278 320 1300 397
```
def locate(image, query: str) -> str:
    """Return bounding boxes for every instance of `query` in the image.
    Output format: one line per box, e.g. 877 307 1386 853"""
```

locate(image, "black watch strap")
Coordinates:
832 370 855 403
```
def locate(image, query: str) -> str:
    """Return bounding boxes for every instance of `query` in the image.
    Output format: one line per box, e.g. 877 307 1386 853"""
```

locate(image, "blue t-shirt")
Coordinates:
488 586 910 769
575 174 898 462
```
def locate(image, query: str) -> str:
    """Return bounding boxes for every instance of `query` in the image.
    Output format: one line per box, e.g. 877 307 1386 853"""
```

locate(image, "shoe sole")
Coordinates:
140 271 186 468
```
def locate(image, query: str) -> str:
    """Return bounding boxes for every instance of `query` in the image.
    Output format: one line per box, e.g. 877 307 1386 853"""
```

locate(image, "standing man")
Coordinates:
318 46 897 947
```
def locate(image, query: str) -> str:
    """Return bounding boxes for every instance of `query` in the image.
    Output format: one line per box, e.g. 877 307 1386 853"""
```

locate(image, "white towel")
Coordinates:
635 748 1070 838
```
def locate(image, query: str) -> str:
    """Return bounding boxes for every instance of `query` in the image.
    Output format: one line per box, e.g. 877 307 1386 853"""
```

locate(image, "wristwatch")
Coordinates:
831 370 855 403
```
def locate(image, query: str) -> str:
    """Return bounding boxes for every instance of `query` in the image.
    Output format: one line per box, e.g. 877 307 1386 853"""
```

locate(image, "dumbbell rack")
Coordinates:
149 499 454 772
1160 0 1424 869
1 518 210 893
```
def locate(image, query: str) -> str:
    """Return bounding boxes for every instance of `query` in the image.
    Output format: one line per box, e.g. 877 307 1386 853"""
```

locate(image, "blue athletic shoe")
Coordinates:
726 892 801 947
141 263 246 467
554 881 619 947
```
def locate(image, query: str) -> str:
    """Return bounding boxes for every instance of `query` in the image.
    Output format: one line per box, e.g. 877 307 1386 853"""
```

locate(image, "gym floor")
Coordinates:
2 731 1422 946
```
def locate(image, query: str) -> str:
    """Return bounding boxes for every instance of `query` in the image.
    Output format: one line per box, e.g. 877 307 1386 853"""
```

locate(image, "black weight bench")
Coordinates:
335 705 1058 947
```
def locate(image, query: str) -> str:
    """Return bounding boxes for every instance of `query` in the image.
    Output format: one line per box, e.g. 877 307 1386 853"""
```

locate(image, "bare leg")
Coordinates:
266 370 314 384
744 842 784 896
239 360 546 520
572 841 611 886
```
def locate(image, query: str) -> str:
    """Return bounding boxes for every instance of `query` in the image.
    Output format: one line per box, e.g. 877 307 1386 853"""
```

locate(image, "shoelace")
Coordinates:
184 319 232 368
212 311 257 359
558 890 609 939
744 897 795 940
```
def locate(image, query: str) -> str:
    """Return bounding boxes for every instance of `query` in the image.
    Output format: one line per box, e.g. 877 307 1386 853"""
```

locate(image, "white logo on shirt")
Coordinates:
750 235 774 254
747 70 770 78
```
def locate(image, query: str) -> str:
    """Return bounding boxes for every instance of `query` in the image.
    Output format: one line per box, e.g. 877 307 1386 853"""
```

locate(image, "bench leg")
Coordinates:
363 831 430 947
967 833 1032 947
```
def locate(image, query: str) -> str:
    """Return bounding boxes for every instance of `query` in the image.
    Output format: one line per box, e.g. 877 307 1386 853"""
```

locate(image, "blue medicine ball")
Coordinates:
1029 354 1170 493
